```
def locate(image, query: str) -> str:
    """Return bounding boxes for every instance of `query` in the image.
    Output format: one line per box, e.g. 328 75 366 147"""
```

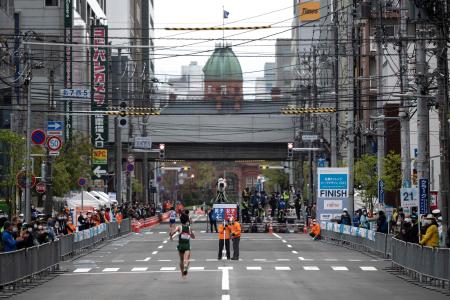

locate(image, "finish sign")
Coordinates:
47 136 63 151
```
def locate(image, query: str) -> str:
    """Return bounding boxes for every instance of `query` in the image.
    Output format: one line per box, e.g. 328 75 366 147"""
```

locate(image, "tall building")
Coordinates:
275 39 292 100
168 61 204 101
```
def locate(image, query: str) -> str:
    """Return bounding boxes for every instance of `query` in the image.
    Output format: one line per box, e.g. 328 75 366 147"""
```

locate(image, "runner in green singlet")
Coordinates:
170 213 195 279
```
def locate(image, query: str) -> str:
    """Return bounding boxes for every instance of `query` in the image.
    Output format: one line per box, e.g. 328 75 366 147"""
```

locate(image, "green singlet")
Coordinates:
177 225 191 252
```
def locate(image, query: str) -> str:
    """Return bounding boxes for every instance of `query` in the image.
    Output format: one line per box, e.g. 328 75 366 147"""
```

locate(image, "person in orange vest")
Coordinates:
218 220 231 260
309 219 321 240
65 216 77 234
230 217 241 260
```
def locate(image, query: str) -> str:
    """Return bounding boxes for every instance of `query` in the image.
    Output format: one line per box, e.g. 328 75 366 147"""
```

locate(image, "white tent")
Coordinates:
90 191 111 206
66 191 103 209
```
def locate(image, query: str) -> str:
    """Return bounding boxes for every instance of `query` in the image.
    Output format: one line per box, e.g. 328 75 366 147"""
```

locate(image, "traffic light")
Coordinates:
287 143 294 159
118 101 127 128
159 143 165 159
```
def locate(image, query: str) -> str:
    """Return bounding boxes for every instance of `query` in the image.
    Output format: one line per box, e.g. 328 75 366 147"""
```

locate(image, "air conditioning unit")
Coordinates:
370 37 377 52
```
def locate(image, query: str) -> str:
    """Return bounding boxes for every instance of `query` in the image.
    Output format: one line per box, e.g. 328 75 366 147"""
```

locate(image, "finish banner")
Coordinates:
90 25 108 184
316 167 349 222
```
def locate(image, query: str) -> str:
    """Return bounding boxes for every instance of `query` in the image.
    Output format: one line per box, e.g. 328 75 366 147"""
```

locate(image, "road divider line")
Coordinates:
272 233 283 239
287 244 293 248
246 266 262 270
222 295 230 300
292 250 298 254
160 267 176 271
303 266 320 271
73 268 91 273
275 266 291 271
152 251 158 255
331 266 349 271
102 268 120 272
190 267 205 271
220 267 231 291
360 266 377 271
131 267 148 272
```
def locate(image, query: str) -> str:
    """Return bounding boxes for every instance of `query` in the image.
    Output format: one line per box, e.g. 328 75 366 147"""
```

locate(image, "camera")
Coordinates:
217 178 227 192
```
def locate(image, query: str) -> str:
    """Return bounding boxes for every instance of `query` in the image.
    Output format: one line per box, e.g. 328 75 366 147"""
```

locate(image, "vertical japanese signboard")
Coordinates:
64 0 73 142
212 204 238 222
418 178 429 215
91 25 108 188
316 168 349 221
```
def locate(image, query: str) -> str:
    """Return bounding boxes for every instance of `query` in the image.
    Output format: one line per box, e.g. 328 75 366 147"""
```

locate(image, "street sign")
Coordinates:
430 191 439 211
77 177 87 187
31 129 46 145
47 136 63 151
36 182 46 194
60 88 91 99
133 136 152 150
92 149 108 165
378 179 385 204
212 203 238 222
127 155 135 164
317 158 325 168
93 166 107 178
126 163 134 172
419 178 429 214
47 121 63 132
16 171 36 189
302 134 319 141
400 187 419 209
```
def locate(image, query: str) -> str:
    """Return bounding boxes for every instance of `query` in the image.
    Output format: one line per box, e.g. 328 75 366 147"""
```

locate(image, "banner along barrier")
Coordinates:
0 219 131 287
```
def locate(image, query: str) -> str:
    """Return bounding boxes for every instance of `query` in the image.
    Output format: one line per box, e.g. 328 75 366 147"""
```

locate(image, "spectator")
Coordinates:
419 215 439 248
294 194 302 220
309 219 321 240
18 224 36 249
36 224 50 244
360 210 370 229
407 214 419 244
376 211 388 234
353 210 361 227
2 221 23 252
339 208 352 226
396 218 411 242
66 216 77 234
208 209 218 233
269 193 277 218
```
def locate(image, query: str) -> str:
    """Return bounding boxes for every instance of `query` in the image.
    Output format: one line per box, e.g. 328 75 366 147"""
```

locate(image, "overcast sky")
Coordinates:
154 0 294 87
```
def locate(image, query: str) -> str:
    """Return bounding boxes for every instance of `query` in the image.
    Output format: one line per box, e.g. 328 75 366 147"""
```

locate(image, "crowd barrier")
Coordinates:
0 219 131 287
320 222 393 258
131 213 169 233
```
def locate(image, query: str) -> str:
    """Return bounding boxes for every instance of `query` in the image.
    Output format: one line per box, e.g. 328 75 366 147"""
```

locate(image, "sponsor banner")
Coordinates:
91 25 109 181
317 168 349 222
92 149 108 165
299 1 320 22
321 222 376 241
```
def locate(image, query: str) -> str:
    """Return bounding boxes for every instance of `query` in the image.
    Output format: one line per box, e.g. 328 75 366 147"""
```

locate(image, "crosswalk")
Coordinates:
72 265 379 273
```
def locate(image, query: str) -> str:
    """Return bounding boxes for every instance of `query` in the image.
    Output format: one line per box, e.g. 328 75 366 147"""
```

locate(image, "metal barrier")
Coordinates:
0 219 131 287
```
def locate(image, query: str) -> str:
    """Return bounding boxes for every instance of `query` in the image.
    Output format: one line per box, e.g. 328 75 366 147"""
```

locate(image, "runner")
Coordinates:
169 207 177 240
170 214 195 279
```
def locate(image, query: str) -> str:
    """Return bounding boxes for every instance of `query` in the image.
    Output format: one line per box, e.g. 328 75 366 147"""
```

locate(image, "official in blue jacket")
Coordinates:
2 221 22 252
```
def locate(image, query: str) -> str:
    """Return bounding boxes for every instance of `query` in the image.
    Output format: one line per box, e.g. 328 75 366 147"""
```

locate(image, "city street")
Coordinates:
9 218 449 300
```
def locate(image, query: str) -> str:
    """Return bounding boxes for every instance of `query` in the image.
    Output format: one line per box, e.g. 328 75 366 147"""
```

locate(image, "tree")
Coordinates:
0 130 25 215
261 168 288 193
354 154 377 208
382 151 402 193
52 133 91 197
194 162 215 189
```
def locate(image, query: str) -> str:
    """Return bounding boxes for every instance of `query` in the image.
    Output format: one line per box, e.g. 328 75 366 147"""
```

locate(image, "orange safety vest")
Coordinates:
311 224 321 236
218 224 231 240
116 213 123 224
231 222 241 238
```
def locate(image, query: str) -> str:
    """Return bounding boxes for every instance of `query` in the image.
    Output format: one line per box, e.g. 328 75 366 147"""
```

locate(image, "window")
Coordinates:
45 0 59 6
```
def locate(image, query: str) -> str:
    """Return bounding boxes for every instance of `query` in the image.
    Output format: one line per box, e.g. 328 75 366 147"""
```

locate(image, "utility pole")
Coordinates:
331 0 339 167
436 0 450 232
347 1 355 214
142 71 149 206
308 47 318 206
376 0 385 182
24 45 32 223
415 12 430 208
44 68 54 215
115 48 122 205
399 0 411 187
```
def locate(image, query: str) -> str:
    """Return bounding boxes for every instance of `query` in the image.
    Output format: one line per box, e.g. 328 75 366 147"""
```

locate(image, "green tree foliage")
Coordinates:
52 133 91 196
0 130 25 213
354 154 377 206
261 168 288 193
382 151 402 193
195 162 215 189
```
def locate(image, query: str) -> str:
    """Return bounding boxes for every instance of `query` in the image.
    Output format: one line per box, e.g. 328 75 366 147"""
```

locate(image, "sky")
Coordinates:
153 0 294 91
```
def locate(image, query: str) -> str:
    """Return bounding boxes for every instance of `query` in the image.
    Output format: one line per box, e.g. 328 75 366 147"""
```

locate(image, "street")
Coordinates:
9 217 448 300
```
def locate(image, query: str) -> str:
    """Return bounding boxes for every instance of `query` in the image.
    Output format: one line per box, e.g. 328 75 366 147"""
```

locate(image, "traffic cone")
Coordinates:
268 222 273 234
303 224 307 234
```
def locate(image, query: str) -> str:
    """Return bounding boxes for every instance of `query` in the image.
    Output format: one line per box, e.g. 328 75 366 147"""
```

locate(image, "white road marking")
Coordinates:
160 267 176 271
348 259 362 262
292 250 298 254
303 266 320 271
158 260 172 262
298 257 314 261
163 241 168 244
360 266 377 271
152 251 158 255
159 231 167 234
246 266 262 270
219 267 232 290
144 232 153 235
287 244 293 248
282 240 287 243
275 266 291 271
201 230 206 233
254 258 266 261
131 267 148 272
272 233 283 239
111 260 124 263
73 268 91 273
222 295 230 300
277 259 291 261
331 266 349 271
158 245 163 249
190 267 205 271
325 259 338 261
136 257 151 262
102 268 120 272
206 259 217 261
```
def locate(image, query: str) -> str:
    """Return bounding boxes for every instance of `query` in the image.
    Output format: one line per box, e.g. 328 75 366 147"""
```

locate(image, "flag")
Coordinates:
223 10 230 19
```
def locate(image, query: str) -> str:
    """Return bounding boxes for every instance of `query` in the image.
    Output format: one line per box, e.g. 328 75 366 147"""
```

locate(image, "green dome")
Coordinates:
203 46 243 81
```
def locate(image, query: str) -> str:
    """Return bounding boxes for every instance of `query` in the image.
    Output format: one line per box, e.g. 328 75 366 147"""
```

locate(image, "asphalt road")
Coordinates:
10 215 449 300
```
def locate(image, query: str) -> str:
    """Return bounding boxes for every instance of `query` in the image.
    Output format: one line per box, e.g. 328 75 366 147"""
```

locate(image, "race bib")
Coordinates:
180 232 191 240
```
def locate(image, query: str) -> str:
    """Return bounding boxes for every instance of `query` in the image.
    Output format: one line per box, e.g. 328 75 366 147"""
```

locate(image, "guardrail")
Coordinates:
0 219 131 288
391 238 450 287
320 222 393 258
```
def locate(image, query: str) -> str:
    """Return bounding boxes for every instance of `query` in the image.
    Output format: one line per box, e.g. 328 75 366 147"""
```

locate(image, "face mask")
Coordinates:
397 221 401 226
34 224 38 229
12 227 18 233
27 228 33 233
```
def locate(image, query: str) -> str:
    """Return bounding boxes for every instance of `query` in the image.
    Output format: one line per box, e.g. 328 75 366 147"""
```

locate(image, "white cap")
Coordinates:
432 209 441 215
343 208 348 212
438 216 443 221
426 214 434 219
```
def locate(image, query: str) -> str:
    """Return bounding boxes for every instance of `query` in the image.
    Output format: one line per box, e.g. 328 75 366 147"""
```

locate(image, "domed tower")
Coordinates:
203 44 243 111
